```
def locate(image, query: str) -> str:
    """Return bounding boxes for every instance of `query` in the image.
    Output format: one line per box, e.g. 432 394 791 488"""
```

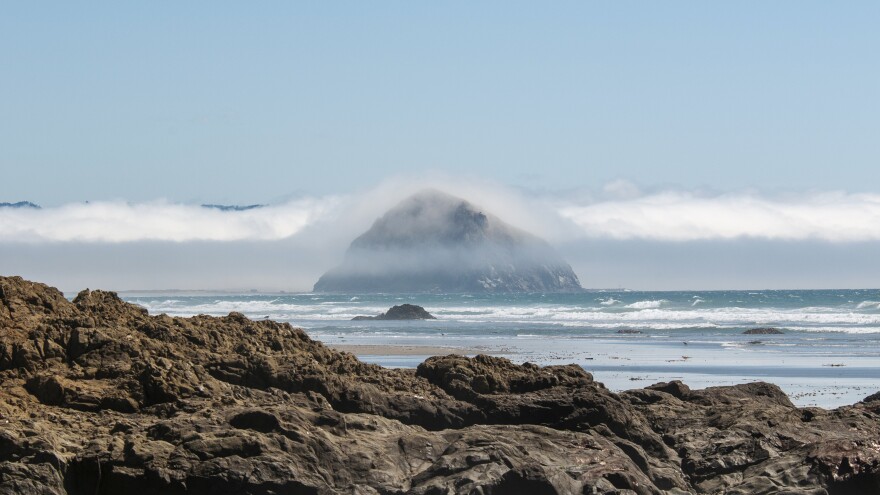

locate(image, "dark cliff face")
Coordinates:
314 190 582 293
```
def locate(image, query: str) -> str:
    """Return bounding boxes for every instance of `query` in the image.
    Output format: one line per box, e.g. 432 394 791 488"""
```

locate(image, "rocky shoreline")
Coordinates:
1 276 879 494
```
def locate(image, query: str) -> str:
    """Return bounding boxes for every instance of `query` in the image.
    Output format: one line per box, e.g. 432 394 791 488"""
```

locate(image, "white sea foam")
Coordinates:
136 299 390 319
130 296 880 333
559 322 720 330
856 301 880 310
783 325 880 334
599 298 620 306
625 300 666 309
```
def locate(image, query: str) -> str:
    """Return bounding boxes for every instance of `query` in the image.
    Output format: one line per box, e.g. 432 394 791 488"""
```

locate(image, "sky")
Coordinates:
1 2 879 291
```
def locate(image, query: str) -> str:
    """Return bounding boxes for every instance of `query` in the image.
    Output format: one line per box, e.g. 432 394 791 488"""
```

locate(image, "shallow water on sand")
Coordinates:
123 290 880 409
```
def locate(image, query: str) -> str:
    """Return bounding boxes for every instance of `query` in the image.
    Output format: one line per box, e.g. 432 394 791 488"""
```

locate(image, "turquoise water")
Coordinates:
123 290 880 408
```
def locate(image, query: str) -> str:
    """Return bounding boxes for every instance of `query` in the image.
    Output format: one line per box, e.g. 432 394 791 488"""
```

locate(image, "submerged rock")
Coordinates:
744 327 785 334
314 189 582 293
1 275 879 495
352 303 436 320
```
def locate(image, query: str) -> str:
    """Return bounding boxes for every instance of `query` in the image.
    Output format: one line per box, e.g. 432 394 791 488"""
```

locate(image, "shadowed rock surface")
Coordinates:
352 304 436 321
314 190 582 293
2 275 879 494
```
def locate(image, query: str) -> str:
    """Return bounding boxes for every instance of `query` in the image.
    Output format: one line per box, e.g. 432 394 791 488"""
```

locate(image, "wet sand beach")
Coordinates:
327 344 496 356
325 335 880 409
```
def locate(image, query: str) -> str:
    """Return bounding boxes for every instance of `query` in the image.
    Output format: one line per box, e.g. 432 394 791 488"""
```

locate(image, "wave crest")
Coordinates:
625 300 666 309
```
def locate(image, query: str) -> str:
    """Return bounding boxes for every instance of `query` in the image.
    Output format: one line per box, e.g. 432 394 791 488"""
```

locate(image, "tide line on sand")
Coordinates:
327 344 498 356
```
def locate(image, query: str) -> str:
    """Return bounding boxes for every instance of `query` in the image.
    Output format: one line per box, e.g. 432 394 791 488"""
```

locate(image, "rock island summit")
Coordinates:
314 189 582 293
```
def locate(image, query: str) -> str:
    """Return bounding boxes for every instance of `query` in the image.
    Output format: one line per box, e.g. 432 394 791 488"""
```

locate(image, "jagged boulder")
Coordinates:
352 304 436 320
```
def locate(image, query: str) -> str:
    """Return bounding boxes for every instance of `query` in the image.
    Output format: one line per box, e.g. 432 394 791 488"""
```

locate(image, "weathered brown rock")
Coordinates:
352 304 436 321
1 275 879 494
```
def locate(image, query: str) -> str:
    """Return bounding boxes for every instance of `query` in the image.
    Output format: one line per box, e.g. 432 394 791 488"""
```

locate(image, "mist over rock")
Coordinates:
314 190 582 293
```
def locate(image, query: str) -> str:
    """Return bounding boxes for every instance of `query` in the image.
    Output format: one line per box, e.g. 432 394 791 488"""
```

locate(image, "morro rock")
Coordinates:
314 190 582 293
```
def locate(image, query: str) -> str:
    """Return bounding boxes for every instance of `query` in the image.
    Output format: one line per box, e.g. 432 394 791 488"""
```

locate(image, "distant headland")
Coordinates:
0 201 40 209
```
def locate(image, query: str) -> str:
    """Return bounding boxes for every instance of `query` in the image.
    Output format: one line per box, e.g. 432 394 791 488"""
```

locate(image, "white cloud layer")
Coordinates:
559 190 880 242
5 183 880 291
0 176 563 244
3 185 880 244
0 199 337 242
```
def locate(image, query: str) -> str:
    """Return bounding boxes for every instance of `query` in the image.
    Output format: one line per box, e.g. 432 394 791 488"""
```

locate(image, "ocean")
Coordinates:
121 289 880 409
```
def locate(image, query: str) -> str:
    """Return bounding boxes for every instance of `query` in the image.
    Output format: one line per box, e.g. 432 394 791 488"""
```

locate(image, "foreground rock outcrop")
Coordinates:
1 275 879 494
314 190 582 293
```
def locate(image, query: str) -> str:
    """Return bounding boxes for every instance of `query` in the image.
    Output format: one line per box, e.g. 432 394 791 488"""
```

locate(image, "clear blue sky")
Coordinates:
2 2 878 205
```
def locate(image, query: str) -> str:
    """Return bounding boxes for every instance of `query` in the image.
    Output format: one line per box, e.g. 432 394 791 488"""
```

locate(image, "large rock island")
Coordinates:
314 190 582 293
1 275 879 494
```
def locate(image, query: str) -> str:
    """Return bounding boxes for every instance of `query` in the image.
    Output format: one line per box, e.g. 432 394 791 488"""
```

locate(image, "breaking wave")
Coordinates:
625 300 666 309
130 294 880 333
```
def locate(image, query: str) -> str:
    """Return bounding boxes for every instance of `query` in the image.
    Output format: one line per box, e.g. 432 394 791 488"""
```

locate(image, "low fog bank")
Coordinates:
332 244 566 277
0 240 339 293
563 239 880 290
4 238 879 293
4 178 880 291
315 243 579 293
0 177 569 246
